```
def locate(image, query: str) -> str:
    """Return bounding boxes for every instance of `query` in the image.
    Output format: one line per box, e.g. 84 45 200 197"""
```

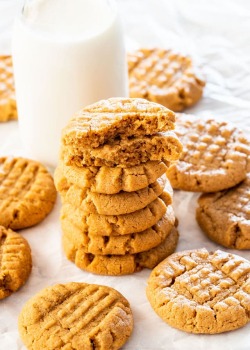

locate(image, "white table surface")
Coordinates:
0 0 250 349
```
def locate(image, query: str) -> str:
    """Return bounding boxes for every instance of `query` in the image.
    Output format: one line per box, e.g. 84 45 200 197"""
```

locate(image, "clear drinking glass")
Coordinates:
12 0 128 167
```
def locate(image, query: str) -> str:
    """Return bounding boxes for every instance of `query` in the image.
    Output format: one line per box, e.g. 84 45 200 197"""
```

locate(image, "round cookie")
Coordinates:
62 131 183 168
167 114 250 192
0 157 57 229
0 225 32 299
55 160 169 194
62 97 175 148
58 174 171 216
197 174 250 249
0 55 17 122
60 194 170 236
18 282 133 350
147 248 250 334
63 227 179 275
61 207 175 255
128 48 205 112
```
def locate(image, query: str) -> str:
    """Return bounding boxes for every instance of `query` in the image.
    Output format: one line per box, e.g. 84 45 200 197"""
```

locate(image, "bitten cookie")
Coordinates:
63 227 179 275
197 174 250 249
57 174 171 216
18 282 133 350
61 195 170 236
62 131 182 168
55 160 168 194
0 157 57 229
0 56 17 122
0 225 32 299
128 48 205 112
167 114 250 192
147 248 250 334
62 97 175 148
61 207 175 255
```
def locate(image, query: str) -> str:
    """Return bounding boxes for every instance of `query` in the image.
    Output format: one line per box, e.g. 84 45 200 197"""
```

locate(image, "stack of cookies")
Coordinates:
55 98 183 275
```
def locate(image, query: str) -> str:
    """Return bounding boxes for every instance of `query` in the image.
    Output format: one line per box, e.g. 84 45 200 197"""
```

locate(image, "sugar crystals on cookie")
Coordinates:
147 248 250 334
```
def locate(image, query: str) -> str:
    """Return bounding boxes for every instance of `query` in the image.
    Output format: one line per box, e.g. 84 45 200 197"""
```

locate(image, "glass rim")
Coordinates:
22 0 117 16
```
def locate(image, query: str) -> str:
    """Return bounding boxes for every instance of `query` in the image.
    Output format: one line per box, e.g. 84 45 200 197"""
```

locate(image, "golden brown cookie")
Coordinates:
0 56 17 122
61 207 175 255
128 48 205 112
167 114 250 192
0 225 32 299
58 174 171 216
62 131 182 168
55 160 168 194
147 248 250 334
0 157 57 229
63 227 179 275
62 97 175 148
61 194 171 236
18 282 133 350
197 174 250 249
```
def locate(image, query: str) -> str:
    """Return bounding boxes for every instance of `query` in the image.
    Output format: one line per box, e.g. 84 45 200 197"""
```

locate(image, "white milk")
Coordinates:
12 0 128 167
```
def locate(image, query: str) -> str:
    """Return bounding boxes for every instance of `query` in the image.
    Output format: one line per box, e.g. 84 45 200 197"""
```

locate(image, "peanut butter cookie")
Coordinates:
0 157 57 229
57 174 171 216
147 248 250 334
61 207 175 255
62 131 182 168
63 227 179 275
128 48 205 112
167 114 250 192
61 194 171 236
55 160 168 194
0 56 17 122
0 225 32 299
18 282 133 350
197 174 250 249
62 97 175 148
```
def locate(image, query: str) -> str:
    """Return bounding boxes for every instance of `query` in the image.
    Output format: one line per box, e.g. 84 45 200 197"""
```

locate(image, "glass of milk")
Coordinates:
12 0 128 168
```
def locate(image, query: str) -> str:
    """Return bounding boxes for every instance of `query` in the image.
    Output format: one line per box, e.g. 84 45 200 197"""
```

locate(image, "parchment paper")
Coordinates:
0 0 250 349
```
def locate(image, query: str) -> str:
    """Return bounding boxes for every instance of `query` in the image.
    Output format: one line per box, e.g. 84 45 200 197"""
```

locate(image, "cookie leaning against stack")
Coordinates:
166 113 250 249
55 97 183 275
167 114 250 192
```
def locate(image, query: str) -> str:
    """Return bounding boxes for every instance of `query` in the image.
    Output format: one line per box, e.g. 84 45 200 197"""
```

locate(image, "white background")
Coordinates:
0 0 250 349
